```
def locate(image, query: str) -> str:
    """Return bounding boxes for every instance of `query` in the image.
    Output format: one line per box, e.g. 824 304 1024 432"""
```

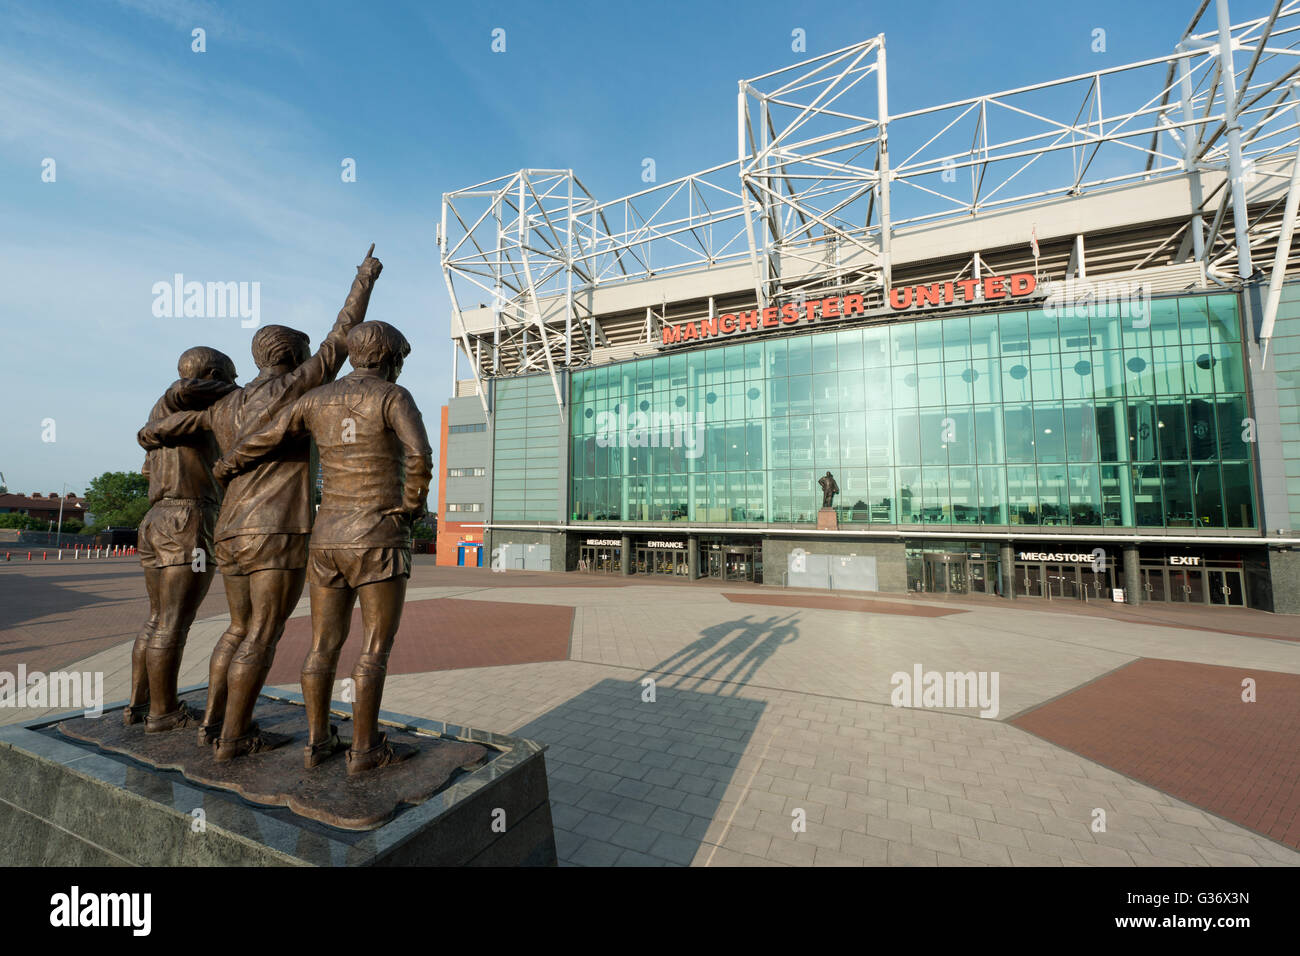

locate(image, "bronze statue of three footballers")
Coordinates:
134 244 433 775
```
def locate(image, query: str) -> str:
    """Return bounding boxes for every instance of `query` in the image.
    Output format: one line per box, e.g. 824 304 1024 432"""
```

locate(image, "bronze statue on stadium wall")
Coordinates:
819 471 839 509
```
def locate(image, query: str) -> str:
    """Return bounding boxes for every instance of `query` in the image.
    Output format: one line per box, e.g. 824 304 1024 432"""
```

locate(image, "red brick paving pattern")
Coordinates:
1013 658 1300 850
908 590 1300 643
266 597 573 684
0 558 229 675
0 558 621 674
722 592 967 617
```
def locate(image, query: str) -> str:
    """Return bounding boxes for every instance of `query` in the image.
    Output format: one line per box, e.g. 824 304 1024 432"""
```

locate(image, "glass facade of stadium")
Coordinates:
568 292 1256 534
463 285 1300 610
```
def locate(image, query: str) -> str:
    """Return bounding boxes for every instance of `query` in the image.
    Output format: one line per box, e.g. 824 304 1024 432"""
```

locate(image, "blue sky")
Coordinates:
0 0 1215 497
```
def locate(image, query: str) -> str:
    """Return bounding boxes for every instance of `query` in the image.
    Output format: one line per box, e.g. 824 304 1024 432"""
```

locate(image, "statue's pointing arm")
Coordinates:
285 244 384 397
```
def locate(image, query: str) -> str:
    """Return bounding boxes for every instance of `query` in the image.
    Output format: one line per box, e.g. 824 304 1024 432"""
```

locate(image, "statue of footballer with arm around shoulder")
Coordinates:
214 320 432 775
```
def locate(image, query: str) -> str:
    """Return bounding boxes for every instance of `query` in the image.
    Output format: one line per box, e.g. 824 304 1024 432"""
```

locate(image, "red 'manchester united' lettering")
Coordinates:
656 288 932 347
886 272 1036 312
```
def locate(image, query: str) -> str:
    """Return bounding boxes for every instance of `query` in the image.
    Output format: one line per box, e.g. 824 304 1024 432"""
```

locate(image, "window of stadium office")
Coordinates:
567 293 1257 531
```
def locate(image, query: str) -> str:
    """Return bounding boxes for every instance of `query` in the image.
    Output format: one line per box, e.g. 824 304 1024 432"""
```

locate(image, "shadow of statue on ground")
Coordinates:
645 612 801 695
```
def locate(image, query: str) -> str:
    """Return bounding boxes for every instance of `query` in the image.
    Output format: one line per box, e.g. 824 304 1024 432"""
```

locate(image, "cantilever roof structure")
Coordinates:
440 0 1300 408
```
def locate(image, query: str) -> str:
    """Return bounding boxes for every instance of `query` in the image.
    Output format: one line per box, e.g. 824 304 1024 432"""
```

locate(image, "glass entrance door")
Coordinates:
579 546 620 573
707 551 722 578
1044 564 1067 598
1208 569 1245 606
637 549 686 575
1141 568 1167 602
924 555 968 593
1167 568 1187 601
1018 563 1043 597
1136 563 1244 606
1081 568 1111 600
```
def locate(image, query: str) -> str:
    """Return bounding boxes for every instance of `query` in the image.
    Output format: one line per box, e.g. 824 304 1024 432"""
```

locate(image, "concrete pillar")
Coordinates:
621 534 632 575
999 543 1015 600
1123 544 1141 605
1268 548 1300 615
688 535 699 579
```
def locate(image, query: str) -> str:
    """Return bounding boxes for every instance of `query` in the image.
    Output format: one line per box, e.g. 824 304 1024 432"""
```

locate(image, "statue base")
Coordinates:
0 687 557 866
817 507 838 530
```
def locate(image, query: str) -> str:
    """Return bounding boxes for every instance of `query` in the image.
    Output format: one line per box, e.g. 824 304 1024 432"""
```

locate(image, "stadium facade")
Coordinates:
437 0 1300 613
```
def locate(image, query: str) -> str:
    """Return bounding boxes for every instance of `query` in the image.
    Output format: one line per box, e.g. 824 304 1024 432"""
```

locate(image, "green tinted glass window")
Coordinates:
837 329 863 370
1206 296 1240 343
1179 297 1210 346
812 335 838 373
915 321 944 363
970 314 1000 359
891 323 917 364
943 315 971 362
1028 310 1059 354
787 336 811 376
567 291 1253 530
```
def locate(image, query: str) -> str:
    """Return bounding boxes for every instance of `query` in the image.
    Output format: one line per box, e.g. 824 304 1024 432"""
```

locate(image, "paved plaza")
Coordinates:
2 557 1298 866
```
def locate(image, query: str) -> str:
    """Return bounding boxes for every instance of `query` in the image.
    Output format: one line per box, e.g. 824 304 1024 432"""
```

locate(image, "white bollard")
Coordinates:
58 550 62 560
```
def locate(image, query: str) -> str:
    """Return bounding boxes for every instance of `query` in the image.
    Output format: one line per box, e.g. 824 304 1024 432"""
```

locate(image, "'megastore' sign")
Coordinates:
659 273 1037 347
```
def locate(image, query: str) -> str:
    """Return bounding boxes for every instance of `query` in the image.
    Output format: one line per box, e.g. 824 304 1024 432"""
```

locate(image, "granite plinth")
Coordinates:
57 690 489 831
0 686 557 866
817 507 838 530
